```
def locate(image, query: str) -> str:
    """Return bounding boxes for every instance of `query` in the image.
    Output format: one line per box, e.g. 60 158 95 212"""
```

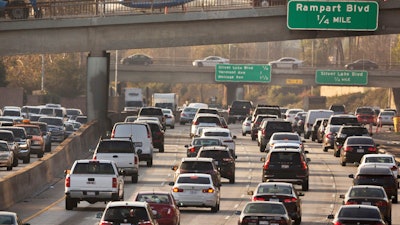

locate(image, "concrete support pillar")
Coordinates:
224 83 244 106
87 51 111 134
392 88 400 114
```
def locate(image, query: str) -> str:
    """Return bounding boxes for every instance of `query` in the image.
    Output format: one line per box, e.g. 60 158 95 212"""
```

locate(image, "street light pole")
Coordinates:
41 54 44 92
114 50 118 96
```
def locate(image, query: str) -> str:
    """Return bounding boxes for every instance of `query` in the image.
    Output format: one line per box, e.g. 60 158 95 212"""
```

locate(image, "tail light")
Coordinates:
112 178 117 188
301 160 308 170
242 218 257 224
326 132 333 139
333 222 344 225
93 155 97 160
202 188 215 193
375 200 388 207
283 197 297 203
252 196 265 201
99 221 113 225
263 155 271 170
65 176 70 187
193 120 199 125
147 128 151 139
262 129 266 136
345 200 358 205
111 130 115 138
189 147 196 153
368 147 377 152
134 155 139 164
390 165 398 171
344 146 353 152
173 187 183 192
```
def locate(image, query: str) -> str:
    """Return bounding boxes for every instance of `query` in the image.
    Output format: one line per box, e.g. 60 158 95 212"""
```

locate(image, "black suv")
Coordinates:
138 107 166 130
197 146 236 184
227 100 253 124
262 149 310 191
333 125 370 157
349 164 399 203
251 105 281 122
172 157 221 187
259 119 292 152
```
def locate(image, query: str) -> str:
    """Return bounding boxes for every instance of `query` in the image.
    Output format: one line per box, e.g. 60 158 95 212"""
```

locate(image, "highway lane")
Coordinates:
6 124 400 225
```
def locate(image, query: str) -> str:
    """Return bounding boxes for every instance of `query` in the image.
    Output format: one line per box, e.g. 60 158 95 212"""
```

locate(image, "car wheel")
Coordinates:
6 165 12 171
334 149 340 157
147 159 153 167
65 197 76 210
229 175 235 184
45 144 51 152
38 152 44 158
211 203 219 213
294 217 302 225
259 145 265 152
171 125 175 129
323 146 328 152
23 155 30 164
12 157 18 167
242 131 246 136
341 160 346 166
251 135 256 141
393 193 398 203
131 174 138 183
159 145 164 153
302 179 309 191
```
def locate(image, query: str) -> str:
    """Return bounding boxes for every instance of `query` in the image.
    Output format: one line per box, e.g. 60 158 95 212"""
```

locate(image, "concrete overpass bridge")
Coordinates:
1 1 400 129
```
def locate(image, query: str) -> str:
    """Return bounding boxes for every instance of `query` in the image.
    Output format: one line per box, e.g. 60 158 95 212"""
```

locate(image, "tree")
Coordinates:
0 60 9 87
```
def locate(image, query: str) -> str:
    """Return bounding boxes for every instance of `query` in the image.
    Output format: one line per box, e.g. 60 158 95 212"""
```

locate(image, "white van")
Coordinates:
304 109 334 139
111 122 154 167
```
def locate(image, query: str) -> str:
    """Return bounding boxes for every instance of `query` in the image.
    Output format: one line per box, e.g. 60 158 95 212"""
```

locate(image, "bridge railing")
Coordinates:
1 0 287 20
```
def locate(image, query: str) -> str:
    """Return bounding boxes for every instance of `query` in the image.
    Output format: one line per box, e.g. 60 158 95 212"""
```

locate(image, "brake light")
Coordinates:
368 147 377 152
262 129 266 136
189 147 196 153
375 200 388 207
111 130 115 138
147 128 151 139
326 132 333 139
283 197 297 203
333 222 344 225
263 155 271 170
344 146 353 152
93 155 97 160
391 165 398 171
301 160 308 170
193 120 199 125
112 178 117 188
134 155 139 164
202 188 215 193
65 176 70 187
99 221 113 225
173 187 183 192
345 200 357 205
252 196 265 201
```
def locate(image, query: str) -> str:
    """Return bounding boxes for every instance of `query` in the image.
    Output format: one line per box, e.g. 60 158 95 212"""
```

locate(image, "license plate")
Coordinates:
357 149 364 153
121 223 132 225
86 181 95 184
86 192 96 196
190 190 197 194
269 198 279 202
362 202 371 205
281 165 289 169
259 221 269 225
134 142 142 147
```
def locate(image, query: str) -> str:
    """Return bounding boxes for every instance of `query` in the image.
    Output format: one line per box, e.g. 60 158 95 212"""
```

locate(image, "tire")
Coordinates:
6 166 12 171
159 145 164 153
131 174 138 183
251 135 256 141
229 174 235 184
302 179 309 191
23 155 30 164
323 146 328 152
65 197 75 210
211 203 219 213
392 193 398 203
147 159 153 167
242 132 246 136
341 161 346 166
260 145 265 152
294 217 302 225
45 144 51 152
171 125 175 129
38 152 44 158
9 4 29 20
311 135 315 142
12 157 18 167
334 149 340 157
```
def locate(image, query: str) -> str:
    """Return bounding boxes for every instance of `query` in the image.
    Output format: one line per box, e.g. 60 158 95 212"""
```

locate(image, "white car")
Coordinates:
268 57 303 69
241 116 252 136
98 201 159 225
200 127 236 157
162 108 175 129
170 173 220 212
0 140 14 171
190 113 222 137
359 154 399 177
192 56 229 67
266 132 304 152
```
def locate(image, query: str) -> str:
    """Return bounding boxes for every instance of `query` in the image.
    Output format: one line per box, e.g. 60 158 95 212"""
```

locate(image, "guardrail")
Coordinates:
1 0 287 20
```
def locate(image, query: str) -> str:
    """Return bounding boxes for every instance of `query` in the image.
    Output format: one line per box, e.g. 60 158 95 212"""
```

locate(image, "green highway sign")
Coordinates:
287 0 379 31
315 70 368 85
215 64 271 83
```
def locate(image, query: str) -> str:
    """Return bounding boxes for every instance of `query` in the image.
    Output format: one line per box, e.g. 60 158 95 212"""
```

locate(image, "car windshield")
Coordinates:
39 118 64 126
0 133 13 142
22 127 41 136
103 206 149 223
0 143 9 151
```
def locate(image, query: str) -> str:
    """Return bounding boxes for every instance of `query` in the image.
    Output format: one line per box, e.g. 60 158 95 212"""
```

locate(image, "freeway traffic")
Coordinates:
5 123 400 225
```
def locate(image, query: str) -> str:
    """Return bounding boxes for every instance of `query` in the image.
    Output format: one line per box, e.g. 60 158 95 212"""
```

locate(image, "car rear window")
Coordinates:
270 152 301 164
97 141 134 153
181 161 213 170
103 206 149 222
356 108 374 115
257 185 292 194
193 139 221 146
355 175 395 185
349 188 385 198
177 176 211 184
198 150 230 159
365 157 393 164
272 134 299 141
338 207 380 219
265 122 292 132
244 203 286 214
342 127 369 135
140 108 163 116
330 117 358 125
203 131 229 137
73 162 115 174
231 101 252 109
347 137 374 145
197 117 221 124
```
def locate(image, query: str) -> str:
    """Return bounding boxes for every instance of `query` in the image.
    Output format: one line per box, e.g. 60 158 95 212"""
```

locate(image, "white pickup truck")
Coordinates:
64 159 125 210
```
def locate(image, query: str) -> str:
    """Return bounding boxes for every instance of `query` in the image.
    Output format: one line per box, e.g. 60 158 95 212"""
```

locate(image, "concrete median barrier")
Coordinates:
0 120 102 210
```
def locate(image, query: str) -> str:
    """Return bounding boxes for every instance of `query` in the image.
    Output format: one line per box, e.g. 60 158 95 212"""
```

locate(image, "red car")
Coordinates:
133 191 180 225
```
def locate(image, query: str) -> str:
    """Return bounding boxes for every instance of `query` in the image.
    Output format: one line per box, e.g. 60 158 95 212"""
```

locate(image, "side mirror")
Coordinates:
136 149 142 155
184 144 189 148
96 212 103 219
339 194 345 198
232 135 237 139
171 165 178 171
118 169 125 175
348 174 354 179
152 209 161 219
327 215 334 219
168 181 174 186
64 169 70 175
235 210 241 215
247 190 254 195
260 157 266 162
